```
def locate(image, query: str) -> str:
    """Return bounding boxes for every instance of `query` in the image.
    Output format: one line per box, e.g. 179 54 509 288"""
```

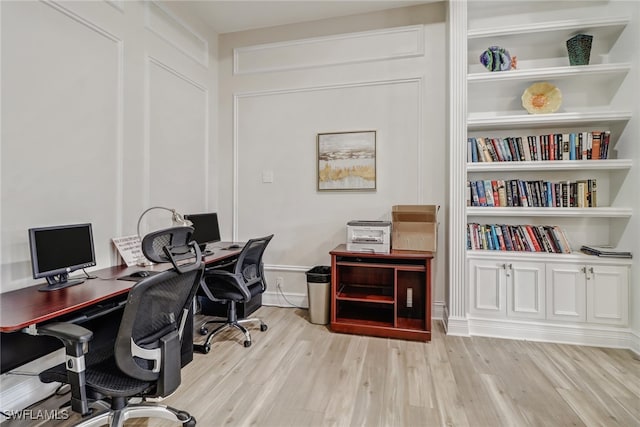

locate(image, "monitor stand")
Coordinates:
38 273 85 292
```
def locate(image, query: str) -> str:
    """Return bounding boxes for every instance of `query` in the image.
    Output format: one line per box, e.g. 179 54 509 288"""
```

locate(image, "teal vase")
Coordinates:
566 34 593 66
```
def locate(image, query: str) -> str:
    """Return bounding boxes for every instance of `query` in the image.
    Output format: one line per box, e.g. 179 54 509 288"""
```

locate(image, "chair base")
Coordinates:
75 402 195 427
194 317 267 353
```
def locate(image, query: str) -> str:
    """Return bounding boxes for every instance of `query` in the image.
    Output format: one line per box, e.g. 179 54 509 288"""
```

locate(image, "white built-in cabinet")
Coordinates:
471 256 630 327
455 1 637 343
469 259 545 320
547 262 629 326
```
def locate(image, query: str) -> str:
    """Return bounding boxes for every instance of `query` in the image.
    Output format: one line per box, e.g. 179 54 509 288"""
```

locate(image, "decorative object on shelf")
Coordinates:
317 130 376 191
566 34 593 66
480 46 517 71
521 82 562 114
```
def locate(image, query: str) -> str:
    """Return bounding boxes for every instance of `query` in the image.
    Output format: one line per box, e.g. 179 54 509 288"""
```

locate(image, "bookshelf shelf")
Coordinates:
466 207 633 218
467 111 632 131
467 159 633 172
467 250 633 266
467 63 631 82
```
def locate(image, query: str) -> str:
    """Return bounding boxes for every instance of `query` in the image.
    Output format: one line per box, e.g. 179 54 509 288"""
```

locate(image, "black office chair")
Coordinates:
38 226 204 427
194 234 273 353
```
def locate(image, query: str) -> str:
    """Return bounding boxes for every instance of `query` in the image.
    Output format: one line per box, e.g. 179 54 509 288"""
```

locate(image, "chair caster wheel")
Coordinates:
244 340 251 347
193 344 210 354
260 324 268 332
199 327 208 335
176 411 195 426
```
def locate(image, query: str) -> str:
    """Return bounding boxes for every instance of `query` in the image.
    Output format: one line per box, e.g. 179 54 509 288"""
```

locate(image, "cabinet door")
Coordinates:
546 263 586 322
468 260 506 318
507 262 546 320
587 265 629 326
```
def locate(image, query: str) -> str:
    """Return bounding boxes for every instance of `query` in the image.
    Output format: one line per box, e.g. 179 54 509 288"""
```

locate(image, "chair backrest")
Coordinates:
233 234 274 292
115 227 203 392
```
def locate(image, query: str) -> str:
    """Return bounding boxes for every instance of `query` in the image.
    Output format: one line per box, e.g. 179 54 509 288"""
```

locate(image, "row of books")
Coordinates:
467 131 611 163
467 179 597 208
467 223 572 253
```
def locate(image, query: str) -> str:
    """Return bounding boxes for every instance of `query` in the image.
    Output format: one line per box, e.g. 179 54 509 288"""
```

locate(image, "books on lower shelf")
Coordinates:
580 245 633 258
467 131 611 163
467 223 572 253
467 179 597 207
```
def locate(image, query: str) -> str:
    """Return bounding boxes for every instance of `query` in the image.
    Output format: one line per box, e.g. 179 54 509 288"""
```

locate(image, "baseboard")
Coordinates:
0 349 64 413
262 290 307 309
629 329 640 356
467 317 635 349
444 316 471 336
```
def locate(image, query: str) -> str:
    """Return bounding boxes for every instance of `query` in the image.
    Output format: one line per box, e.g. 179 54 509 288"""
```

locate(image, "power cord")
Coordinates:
276 282 306 309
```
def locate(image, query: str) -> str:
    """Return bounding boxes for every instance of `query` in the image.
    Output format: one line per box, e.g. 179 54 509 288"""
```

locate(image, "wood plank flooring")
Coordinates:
12 306 640 426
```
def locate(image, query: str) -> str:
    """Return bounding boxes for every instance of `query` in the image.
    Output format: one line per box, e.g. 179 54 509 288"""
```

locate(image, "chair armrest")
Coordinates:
37 322 93 356
37 322 93 416
157 330 181 396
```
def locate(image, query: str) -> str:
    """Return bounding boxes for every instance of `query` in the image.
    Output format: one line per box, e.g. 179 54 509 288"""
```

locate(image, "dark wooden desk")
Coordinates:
0 243 242 372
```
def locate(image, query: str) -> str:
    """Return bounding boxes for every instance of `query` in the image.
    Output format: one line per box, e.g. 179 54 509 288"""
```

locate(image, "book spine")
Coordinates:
562 133 570 160
591 131 601 160
484 180 495 207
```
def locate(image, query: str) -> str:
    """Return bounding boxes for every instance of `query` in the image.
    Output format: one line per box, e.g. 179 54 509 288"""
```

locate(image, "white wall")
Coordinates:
217 3 448 312
0 1 218 294
0 0 218 411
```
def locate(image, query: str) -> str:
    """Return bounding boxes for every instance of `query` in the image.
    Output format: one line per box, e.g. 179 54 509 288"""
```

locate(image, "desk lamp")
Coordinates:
136 206 192 265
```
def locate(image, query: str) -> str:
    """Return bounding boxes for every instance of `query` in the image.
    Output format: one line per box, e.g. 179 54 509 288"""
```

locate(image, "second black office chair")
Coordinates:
194 234 273 353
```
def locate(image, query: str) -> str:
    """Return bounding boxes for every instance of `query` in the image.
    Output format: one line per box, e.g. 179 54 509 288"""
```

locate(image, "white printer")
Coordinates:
346 220 391 253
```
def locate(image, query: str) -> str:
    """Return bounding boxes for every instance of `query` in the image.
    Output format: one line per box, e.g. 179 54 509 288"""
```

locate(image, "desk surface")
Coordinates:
0 243 242 332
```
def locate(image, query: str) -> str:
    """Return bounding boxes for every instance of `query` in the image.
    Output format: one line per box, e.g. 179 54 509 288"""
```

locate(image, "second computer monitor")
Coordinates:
185 212 221 251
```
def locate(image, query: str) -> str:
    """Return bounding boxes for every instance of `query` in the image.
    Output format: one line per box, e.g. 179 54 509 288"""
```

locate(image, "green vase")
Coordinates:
566 34 593 66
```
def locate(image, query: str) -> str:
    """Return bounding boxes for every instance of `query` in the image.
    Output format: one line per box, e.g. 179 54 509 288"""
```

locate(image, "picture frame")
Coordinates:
317 130 377 191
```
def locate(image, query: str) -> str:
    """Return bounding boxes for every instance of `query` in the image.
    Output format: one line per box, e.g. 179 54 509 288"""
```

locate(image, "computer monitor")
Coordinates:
184 212 221 253
28 223 96 291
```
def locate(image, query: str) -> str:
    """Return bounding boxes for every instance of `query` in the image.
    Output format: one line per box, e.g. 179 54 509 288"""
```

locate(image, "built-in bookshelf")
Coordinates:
451 1 637 343
465 4 634 256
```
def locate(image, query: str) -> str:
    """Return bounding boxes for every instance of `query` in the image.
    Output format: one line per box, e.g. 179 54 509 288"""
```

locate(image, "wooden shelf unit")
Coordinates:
329 244 432 342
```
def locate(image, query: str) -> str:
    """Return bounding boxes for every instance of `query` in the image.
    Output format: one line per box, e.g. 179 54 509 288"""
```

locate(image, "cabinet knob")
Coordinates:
581 267 586 273
589 267 594 274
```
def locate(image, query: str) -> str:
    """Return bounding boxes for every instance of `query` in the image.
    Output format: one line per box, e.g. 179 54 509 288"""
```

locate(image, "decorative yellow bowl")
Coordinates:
521 82 562 114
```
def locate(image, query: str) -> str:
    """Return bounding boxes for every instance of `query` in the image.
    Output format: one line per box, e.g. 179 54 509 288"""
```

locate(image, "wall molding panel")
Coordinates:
144 56 210 209
145 1 208 67
231 77 424 241
233 25 424 75
42 0 125 236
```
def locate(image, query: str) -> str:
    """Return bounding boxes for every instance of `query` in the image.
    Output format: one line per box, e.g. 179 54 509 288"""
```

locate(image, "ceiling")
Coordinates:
180 1 432 34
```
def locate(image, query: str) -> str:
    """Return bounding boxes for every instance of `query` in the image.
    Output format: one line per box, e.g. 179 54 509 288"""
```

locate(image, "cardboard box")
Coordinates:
391 205 439 252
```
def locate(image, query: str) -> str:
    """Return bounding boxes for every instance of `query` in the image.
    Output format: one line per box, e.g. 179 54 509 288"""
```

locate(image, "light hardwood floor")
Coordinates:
14 306 640 426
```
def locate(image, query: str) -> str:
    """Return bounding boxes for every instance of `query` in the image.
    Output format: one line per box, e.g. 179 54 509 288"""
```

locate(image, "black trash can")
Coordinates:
306 266 331 325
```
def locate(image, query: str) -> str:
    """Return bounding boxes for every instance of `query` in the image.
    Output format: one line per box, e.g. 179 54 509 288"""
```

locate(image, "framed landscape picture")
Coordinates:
317 130 377 191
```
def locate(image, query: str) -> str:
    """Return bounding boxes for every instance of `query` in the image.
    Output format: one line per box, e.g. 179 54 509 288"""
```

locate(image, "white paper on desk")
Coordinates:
112 235 144 267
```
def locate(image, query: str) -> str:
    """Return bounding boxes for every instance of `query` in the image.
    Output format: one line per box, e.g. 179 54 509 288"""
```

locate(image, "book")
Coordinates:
580 245 632 258
468 138 478 162
562 133 570 160
484 180 495 207
476 181 487 206
497 180 507 207
569 133 576 160
553 226 572 253
591 131 601 160
476 137 492 162
601 131 610 159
